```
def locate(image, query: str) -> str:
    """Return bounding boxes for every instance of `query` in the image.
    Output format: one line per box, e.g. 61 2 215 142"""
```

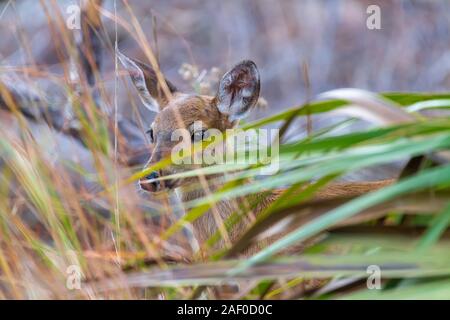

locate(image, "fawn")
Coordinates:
118 52 393 253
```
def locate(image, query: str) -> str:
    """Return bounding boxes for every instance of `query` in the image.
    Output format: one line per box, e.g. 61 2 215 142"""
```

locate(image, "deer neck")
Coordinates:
177 174 245 243
178 174 226 203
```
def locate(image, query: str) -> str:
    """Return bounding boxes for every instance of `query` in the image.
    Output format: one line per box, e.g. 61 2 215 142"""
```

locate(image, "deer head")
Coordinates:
118 52 260 192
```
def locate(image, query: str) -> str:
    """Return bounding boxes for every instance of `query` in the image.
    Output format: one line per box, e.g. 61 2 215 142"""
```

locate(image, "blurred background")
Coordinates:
1 1 450 300
2 0 450 122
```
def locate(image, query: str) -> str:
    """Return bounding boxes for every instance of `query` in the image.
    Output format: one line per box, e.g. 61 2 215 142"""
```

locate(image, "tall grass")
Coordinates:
0 1 450 300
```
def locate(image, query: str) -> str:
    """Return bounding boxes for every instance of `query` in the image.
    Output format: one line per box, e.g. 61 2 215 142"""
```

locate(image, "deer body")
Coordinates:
118 52 394 253
180 176 393 251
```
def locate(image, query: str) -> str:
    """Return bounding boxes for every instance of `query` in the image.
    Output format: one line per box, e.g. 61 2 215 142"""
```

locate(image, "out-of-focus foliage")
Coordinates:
1 0 450 300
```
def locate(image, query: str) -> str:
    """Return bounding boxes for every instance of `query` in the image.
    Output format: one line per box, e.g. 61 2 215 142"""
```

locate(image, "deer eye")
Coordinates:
146 128 154 142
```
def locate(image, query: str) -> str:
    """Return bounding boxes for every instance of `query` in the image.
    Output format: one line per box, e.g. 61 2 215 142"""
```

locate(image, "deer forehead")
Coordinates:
153 94 231 132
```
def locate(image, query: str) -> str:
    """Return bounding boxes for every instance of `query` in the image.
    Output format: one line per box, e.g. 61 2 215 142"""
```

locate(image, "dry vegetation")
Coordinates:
0 0 450 299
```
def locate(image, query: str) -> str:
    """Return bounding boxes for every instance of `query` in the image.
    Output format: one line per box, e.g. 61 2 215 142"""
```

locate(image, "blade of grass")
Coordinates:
228 164 450 276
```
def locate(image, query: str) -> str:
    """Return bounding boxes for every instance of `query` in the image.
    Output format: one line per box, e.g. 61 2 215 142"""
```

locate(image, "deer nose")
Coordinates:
139 171 160 192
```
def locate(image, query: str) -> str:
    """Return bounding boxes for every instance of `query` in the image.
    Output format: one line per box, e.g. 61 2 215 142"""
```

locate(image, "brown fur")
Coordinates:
143 93 396 256
180 177 394 255
153 93 233 133
121 57 396 256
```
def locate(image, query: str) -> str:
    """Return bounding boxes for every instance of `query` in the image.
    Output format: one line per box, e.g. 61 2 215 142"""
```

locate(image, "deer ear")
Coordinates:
215 60 260 121
117 50 177 112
